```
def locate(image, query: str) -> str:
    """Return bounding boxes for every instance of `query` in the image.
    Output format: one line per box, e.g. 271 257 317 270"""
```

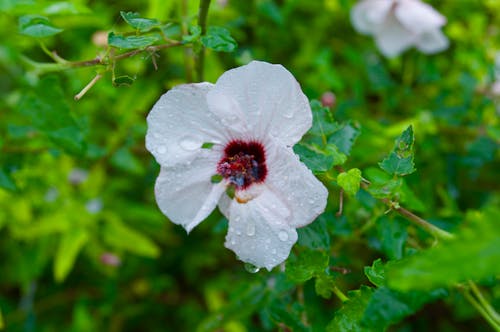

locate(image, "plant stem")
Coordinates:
383 198 454 241
469 281 500 324
463 290 500 332
0 307 4 330
196 0 212 81
74 73 103 100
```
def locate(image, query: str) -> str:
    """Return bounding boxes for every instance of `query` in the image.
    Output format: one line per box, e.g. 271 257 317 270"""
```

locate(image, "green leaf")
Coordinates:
201 26 237 52
0 168 17 191
366 178 403 199
337 168 362 196
386 207 500 291
108 32 161 49
315 274 336 299
54 228 89 282
182 25 201 43
18 15 63 37
328 121 360 156
361 287 446 330
326 286 376 332
286 249 329 283
268 301 310 332
294 143 346 173
379 126 416 176
103 218 160 258
113 75 135 86
297 216 330 250
375 216 407 260
120 11 160 32
309 100 340 138
19 76 86 154
364 258 385 288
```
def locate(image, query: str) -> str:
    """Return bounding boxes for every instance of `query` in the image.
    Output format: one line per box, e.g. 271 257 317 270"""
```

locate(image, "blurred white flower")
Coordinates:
86 198 103 214
146 61 328 270
100 252 121 267
68 168 88 185
351 0 449 57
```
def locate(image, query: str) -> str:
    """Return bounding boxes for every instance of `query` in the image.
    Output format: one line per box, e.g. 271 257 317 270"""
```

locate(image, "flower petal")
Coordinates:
154 152 225 232
146 83 228 167
207 61 311 146
374 14 415 57
350 0 393 35
415 29 449 54
266 144 328 228
224 188 297 271
395 0 446 34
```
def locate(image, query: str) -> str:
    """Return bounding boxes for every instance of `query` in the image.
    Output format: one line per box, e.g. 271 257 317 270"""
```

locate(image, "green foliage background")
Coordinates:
1 0 499 331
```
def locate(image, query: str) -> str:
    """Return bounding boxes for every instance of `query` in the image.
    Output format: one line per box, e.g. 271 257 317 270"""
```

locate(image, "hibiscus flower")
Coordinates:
351 0 449 57
146 61 328 270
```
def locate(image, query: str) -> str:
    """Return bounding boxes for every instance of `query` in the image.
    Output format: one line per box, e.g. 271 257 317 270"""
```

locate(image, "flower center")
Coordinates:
217 140 267 190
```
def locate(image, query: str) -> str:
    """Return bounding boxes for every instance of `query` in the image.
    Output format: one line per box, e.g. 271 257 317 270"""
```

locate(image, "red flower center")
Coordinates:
217 140 267 190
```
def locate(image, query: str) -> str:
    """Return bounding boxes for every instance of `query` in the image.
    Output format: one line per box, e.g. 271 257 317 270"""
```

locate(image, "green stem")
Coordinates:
389 201 454 241
0 307 4 330
463 290 500 332
469 281 500 324
196 0 212 81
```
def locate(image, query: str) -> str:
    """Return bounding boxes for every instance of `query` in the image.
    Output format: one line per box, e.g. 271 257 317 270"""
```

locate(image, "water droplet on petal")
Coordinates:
236 230 242 236
278 230 289 241
179 136 200 151
231 239 236 245
308 199 315 204
157 146 167 154
246 222 255 236
244 262 260 273
272 249 277 254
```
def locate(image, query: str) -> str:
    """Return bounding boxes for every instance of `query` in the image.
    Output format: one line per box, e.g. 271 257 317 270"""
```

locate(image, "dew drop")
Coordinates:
179 136 200 151
236 230 242 236
308 198 315 204
157 146 167 154
278 230 289 241
231 239 236 245
272 249 277 254
244 263 260 273
246 222 256 236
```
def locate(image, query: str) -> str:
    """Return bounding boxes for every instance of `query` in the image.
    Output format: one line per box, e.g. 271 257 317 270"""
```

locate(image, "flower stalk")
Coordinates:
196 0 212 81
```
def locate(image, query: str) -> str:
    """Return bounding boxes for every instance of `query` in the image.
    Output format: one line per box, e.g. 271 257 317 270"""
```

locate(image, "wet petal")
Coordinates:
415 29 449 54
266 143 328 228
208 61 311 146
374 14 415 57
224 188 297 271
146 83 228 167
154 152 225 232
395 0 446 34
350 0 393 34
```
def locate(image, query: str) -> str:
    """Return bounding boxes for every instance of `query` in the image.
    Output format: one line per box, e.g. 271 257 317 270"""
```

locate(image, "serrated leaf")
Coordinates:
328 122 360 155
54 228 89 282
326 286 376 332
108 32 161 49
103 218 160 258
201 26 237 52
361 287 446 330
375 215 407 260
366 178 403 199
337 168 362 196
379 126 416 176
19 76 86 154
364 258 385 287
286 249 329 283
297 216 330 250
386 207 500 291
309 100 340 138
18 15 63 37
294 143 346 173
120 11 160 32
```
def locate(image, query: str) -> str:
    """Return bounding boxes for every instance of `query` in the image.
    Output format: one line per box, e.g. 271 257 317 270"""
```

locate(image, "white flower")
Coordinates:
146 61 328 271
351 0 449 57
